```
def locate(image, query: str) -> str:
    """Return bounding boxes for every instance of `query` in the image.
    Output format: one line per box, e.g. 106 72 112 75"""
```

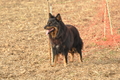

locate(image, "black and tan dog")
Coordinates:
44 13 83 66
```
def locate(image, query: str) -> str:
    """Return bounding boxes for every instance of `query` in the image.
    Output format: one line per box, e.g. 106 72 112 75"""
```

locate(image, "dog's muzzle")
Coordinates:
44 25 55 35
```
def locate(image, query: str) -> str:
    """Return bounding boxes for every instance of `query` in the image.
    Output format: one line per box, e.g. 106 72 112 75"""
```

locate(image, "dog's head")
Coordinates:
44 13 62 38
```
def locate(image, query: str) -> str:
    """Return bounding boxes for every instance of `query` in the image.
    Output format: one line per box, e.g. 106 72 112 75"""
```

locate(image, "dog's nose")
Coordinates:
44 25 47 29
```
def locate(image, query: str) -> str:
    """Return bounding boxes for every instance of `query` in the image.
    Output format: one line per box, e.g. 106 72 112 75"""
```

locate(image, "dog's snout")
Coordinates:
44 25 47 29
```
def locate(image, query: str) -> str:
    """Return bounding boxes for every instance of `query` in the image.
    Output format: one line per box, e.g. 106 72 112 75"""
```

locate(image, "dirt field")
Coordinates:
0 0 120 80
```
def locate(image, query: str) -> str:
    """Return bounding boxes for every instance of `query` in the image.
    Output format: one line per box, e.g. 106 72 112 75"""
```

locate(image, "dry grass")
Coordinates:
0 0 120 80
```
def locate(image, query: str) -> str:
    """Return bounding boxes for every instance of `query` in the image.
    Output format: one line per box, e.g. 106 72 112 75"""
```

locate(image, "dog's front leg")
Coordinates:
53 54 58 67
51 48 58 67
62 51 68 67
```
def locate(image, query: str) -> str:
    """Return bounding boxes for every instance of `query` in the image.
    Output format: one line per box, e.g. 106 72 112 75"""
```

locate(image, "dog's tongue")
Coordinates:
46 30 49 35
46 28 54 35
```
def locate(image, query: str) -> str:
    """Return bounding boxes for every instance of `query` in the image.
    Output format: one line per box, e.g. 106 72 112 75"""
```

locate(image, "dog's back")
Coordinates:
66 25 83 50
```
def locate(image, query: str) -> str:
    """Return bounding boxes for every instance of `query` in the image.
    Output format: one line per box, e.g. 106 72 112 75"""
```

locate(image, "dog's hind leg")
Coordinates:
79 50 83 62
70 53 74 62
76 48 83 62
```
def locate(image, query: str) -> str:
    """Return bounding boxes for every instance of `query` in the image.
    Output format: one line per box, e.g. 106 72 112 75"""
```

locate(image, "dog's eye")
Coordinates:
48 22 52 25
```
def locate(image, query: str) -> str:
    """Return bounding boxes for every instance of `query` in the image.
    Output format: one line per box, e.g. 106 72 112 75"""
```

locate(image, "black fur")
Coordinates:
44 13 83 66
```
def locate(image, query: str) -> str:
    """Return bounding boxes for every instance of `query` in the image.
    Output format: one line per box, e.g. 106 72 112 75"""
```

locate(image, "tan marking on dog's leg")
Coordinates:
55 54 59 63
79 53 83 62
63 55 67 67
70 53 74 62
56 54 59 61
51 54 58 67
79 54 81 62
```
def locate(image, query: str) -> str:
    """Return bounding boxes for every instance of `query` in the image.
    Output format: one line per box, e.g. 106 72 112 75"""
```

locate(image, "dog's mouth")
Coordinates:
46 28 55 35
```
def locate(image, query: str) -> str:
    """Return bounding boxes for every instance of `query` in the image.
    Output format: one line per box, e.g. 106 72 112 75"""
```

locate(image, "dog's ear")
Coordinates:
49 13 54 18
56 13 62 21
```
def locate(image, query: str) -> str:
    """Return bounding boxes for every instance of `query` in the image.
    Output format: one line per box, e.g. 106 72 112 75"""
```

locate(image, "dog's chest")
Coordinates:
53 44 64 53
51 39 64 52
51 38 62 45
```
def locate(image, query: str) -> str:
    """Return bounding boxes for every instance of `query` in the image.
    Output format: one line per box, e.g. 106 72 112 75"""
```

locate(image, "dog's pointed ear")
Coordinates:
49 13 54 18
56 13 62 21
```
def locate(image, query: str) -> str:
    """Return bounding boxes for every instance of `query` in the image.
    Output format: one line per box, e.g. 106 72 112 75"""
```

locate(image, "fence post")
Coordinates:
106 0 113 35
47 0 52 14
104 5 106 38
47 0 53 66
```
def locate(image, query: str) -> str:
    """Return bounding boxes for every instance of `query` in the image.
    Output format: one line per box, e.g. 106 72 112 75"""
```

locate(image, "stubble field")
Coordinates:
0 0 120 80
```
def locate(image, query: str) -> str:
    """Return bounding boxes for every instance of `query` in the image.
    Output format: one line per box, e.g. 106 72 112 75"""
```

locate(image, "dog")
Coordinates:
44 13 83 66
